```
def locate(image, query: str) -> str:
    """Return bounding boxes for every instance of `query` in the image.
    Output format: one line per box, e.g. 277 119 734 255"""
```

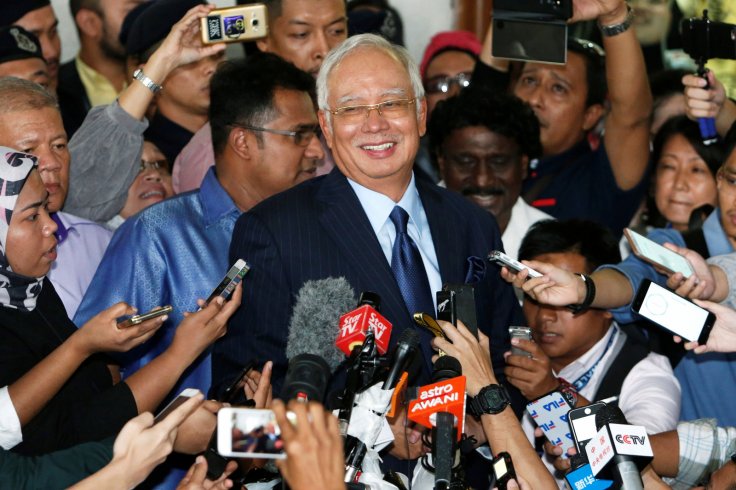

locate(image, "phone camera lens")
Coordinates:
252 18 259 27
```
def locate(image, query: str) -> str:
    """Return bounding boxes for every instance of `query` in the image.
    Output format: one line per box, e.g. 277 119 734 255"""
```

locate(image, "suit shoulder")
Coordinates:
245 175 326 220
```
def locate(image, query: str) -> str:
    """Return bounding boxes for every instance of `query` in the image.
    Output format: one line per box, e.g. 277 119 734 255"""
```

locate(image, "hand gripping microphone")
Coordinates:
588 404 653 490
409 356 466 490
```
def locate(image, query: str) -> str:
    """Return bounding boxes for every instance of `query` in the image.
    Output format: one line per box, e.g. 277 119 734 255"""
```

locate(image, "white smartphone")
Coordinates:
632 279 715 344
217 408 295 459
624 228 693 278
154 388 199 423
488 250 543 278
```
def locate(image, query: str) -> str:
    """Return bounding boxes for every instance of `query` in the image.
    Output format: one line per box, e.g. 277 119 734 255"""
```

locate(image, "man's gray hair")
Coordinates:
316 33 424 124
0 77 58 115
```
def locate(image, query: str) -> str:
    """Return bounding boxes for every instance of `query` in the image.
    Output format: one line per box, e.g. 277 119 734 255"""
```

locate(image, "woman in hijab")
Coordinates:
0 147 241 456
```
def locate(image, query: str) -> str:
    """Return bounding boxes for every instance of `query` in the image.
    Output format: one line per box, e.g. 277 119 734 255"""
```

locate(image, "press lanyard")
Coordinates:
571 329 618 392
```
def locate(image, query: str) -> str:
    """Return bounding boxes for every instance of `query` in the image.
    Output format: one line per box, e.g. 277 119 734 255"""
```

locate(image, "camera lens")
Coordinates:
252 18 259 27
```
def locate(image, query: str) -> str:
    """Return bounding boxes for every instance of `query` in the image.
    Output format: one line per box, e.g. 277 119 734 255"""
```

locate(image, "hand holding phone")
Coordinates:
632 279 715 344
625 229 694 278
201 259 250 310
118 305 173 329
508 326 532 358
489 250 543 279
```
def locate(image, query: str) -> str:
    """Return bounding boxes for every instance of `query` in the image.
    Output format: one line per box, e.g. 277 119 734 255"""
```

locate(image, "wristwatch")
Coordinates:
599 5 634 37
469 384 511 417
133 68 163 94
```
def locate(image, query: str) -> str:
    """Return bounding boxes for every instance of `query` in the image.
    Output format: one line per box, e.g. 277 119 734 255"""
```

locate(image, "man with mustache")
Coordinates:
0 0 61 93
429 89 552 258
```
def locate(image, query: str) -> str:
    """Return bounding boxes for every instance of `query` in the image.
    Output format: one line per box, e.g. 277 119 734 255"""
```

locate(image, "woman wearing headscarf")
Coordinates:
0 147 240 456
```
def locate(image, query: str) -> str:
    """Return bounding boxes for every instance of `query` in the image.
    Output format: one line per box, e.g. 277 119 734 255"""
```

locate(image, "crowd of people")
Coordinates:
1 0 736 488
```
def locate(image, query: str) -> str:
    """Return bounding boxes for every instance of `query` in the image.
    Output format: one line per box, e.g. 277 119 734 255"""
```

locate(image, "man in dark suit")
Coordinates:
214 33 523 461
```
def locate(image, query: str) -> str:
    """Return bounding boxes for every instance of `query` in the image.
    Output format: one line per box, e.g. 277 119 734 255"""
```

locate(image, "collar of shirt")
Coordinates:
556 323 621 385
347 172 426 250
75 56 123 107
528 139 591 175
200 167 240 227
704 208 735 255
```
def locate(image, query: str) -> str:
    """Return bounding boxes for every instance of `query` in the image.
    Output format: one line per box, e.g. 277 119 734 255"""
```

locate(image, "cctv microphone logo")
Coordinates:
615 434 647 445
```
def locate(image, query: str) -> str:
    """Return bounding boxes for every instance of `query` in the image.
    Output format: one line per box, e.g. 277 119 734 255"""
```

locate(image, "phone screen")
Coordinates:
634 281 710 342
568 402 605 454
626 229 693 277
217 408 293 459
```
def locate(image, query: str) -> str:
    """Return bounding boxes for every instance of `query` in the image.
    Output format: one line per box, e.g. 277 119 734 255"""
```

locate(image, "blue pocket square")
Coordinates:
464 256 486 284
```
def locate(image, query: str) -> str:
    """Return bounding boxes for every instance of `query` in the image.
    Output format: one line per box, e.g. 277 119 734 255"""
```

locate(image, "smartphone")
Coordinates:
443 284 479 338
217 408 295 459
488 250 543 278
436 290 456 326
526 391 575 458
624 228 693 278
567 402 605 455
201 4 268 44
202 259 250 308
154 388 199 423
632 279 715 344
509 326 532 358
117 305 173 328
220 361 256 404
492 452 517 490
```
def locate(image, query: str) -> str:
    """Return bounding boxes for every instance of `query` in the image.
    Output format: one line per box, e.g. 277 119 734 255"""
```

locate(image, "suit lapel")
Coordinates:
315 170 408 325
417 178 466 284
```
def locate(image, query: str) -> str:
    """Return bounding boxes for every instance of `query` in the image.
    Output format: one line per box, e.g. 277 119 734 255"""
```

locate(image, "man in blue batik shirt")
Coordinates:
74 54 323 487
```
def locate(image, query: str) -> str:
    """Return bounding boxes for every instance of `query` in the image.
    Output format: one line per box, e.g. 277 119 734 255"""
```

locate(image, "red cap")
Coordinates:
419 30 482 79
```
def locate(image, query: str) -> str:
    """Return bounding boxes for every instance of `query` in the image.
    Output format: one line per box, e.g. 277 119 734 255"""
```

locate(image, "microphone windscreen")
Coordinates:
432 355 462 382
595 403 628 430
398 328 420 349
286 277 356 372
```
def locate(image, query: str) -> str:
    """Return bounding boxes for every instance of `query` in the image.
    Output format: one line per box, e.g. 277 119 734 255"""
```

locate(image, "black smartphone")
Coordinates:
220 361 256 404
443 283 479 338
117 305 173 328
436 289 456 326
632 279 715 344
568 402 606 454
492 451 517 490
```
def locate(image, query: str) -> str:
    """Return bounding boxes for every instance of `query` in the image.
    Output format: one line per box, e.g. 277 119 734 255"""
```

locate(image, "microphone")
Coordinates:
337 291 393 356
286 277 356 374
589 404 652 489
409 356 466 490
383 329 420 390
281 353 331 403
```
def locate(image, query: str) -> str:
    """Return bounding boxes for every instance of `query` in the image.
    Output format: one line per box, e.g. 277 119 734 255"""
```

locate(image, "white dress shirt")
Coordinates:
0 386 22 449
521 324 681 488
348 173 442 312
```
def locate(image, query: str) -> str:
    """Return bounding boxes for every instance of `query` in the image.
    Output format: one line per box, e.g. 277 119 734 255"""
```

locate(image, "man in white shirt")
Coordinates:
504 218 680 486
428 88 552 258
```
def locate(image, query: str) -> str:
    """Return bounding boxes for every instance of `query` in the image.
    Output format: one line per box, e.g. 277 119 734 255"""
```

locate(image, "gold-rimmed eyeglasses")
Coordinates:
327 98 417 123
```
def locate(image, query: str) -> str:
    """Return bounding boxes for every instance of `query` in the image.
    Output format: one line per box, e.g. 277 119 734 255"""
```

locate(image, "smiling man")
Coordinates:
429 89 552 258
215 35 524 475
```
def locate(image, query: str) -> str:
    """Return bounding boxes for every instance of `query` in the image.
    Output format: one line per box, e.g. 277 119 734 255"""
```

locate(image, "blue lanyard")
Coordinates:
571 329 618 392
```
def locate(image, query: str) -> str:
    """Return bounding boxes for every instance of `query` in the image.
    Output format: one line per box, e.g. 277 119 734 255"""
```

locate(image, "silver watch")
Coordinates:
598 5 634 37
133 68 162 94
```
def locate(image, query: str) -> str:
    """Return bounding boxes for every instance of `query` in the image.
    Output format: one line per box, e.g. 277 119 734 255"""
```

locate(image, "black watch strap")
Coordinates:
567 274 596 314
469 384 511 417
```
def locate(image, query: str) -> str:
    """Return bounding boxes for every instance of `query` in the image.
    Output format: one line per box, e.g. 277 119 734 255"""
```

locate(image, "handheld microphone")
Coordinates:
337 291 393 356
281 353 331 403
409 357 466 490
383 329 420 390
286 277 356 374
588 404 652 489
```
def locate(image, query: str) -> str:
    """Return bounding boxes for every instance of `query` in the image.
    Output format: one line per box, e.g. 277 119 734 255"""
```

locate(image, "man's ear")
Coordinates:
75 8 103 39
256 36 272 54
417 97 428 137
317 110 334 149
228 126 253 162
582 103 605 132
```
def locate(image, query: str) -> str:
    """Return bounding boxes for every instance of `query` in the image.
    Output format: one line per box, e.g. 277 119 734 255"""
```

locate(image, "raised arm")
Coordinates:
65 5 225 222
590 0 652 190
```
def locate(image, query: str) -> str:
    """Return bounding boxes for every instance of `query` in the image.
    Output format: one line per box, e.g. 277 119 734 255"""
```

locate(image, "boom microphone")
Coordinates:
286 277 356 373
